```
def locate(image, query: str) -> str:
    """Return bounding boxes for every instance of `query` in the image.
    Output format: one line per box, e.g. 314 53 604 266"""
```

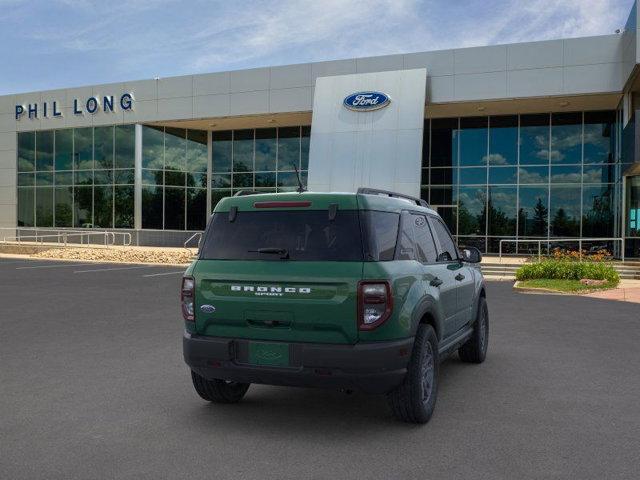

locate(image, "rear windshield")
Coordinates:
200 210 364 261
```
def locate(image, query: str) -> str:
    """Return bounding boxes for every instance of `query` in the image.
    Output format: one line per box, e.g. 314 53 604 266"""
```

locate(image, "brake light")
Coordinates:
254 201 311 208
181 276 195 322
358 281 393 330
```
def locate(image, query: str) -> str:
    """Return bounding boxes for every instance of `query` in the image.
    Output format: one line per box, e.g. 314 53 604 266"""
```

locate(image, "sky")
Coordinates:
0 0 636 95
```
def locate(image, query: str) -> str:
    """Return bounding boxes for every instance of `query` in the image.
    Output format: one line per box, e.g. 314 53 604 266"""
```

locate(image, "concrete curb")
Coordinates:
0 253 191 268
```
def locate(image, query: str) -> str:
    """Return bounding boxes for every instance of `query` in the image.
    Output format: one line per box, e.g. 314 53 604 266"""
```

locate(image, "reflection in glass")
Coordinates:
459 117 487 167
35 187 54 227
187 188 207 230
233 130 253 172
488 116 517 166
35 172 53 186
142 126 164 169
301 126 310 170
94 126 114 169
519 166 548 184
429 186 455 205
142 186 163 229
186 130 207 173
255 128 276 171
518 186 548 236
430 168 455 185
584 111 615 164
164 187 185 230
458 187 486 236
55 129 73 171
584 165 614 184
18 132 35 172
488 167 517 184
17 188 34 226
550 165 581 183
551 113 581 164
519 114 549 165
488 186 517 236
430 118 458 167
212 131 232 172
36 130 54 171
115 125 135 169
459 167 486 185
278 127 300 171
550 186 580 237
114 186 134 228
74 186 92 227
94 185 113 228
165 128 186 171
582 184 614 237
18 173 34 187
74 128 93 170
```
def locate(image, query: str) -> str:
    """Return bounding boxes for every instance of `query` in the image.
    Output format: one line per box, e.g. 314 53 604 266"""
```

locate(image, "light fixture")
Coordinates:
559 101 570 107
477 106 486 112
267 118 276 123
209 123 217 127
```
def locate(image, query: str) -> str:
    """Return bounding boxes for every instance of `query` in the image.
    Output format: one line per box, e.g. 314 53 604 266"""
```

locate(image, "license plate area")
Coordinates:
248 342 290 367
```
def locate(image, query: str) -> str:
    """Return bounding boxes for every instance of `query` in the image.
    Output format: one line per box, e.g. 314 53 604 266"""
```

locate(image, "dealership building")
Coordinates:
2 5 640 256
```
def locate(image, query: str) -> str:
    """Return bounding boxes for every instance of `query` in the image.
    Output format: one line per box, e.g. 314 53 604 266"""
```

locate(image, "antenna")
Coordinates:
293 165 306 193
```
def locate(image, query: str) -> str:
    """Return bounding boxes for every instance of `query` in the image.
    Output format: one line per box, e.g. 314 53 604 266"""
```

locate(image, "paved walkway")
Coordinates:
583 280 640 304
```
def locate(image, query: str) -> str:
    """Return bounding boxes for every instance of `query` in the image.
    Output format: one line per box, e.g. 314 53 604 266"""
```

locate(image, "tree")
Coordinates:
532 198 548 236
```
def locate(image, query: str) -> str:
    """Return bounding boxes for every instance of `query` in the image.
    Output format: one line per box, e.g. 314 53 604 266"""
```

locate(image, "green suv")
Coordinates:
182 188 488 423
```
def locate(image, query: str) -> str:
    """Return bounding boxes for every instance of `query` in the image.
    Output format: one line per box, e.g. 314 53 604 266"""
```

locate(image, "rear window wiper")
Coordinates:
248 247 290 259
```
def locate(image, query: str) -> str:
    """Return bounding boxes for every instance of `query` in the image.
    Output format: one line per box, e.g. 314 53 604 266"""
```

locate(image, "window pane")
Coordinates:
187 188 207 230
17 187 34 226
459 167 486 185
234 172 253 188
35 187 54 227
93 185 113 228
488 166 517 184
35 130 54 171
583 164 615 184
74 127 94 170
212 131 232 172
255 172 276 187
74 186 92 227
142 186 163 229
114 186 134 228
430 168 454 185
429 186 455 205
255 128 276 171
458 187 486 235
362 211 399 261
18 173 34 187
94 126 114 169
75 169 93 186
518 186 548 236
165 127 186 171
551 113 582 165
233 129 253 172
94 169 113 185
550 165 581 183
212 174 231 188
435 206 457 234
165 170 185 187
550 185 580 237
429 217 458 261
488 186 517 236
187 171 207 188
519 166 548 184
277 127 300 171
211 189 231 210
520 114 549 165
488 115 517 165
113 169 134 185
582 184 614 237
430 118 457 167
186 129 208 173
142 126 164 169
142 169 163 186
115 124 135 169
164 187 185 230
18 132 35 172
412 214 438 263
584 111 615 164
54 129 73 171
301 126 310 170
35 172 53 186
459 117 487 166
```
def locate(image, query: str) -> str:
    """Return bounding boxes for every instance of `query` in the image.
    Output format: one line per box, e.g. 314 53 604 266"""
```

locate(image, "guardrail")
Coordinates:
498 238 625 262
0 228 132 248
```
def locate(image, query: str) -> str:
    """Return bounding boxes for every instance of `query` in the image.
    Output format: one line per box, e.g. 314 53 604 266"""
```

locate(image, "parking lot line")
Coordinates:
142 271 185 277
74 265 159 273
16 263 92 270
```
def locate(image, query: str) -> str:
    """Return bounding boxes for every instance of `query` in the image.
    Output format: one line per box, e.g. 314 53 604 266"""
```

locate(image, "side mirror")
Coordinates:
460 246 482 264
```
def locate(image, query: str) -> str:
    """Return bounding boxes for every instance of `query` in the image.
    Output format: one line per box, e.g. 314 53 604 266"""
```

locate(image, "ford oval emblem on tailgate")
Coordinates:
200 304 216 313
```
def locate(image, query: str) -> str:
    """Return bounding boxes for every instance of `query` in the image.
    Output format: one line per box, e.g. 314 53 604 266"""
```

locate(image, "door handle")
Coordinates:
455 273 465 281
430 277 443 287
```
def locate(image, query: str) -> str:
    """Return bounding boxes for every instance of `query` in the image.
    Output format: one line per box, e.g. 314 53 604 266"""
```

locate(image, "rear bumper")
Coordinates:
183 332 413 394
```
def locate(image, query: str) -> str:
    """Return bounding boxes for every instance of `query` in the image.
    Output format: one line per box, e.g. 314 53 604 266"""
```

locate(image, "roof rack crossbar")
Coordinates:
357 187 430 208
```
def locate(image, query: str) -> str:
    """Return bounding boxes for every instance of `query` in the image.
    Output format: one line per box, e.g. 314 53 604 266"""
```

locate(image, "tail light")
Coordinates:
181 276 195 321
358 281 393 330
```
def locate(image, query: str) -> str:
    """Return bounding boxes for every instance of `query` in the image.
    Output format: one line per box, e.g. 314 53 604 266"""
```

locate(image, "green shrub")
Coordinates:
515 259 619 285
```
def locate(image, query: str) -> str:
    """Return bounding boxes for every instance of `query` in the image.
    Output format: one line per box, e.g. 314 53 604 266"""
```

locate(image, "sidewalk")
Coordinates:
582 280 640 304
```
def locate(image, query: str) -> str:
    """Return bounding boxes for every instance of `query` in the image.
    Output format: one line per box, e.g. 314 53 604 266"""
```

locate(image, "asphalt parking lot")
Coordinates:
1 258 639 480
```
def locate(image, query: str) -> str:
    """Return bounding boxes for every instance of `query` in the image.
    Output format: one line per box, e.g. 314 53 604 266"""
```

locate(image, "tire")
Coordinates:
387 324 439 424
190 370 250 403
458 296 489 364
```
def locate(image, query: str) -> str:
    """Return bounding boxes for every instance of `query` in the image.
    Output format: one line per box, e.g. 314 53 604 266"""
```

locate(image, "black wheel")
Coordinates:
387 324 439 424
190 370 250 403
459 296 489 364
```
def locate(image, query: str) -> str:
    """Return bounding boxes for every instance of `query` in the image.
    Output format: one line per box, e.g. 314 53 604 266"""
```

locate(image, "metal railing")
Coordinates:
498 238 625 262
183 232 202 249
0 228 132 248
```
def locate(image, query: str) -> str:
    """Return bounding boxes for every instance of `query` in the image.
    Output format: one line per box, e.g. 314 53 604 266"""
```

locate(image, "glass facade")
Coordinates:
17 126 135 228
211 126 310 208
422 111 620 253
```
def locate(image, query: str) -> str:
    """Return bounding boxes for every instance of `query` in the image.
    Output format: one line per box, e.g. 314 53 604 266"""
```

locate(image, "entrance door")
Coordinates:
625 175 640 258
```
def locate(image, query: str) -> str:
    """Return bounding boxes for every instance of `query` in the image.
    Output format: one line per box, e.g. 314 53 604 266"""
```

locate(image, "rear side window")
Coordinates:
412 214 438 263
361 211 399 261
429 216 458 262
200 210 364 261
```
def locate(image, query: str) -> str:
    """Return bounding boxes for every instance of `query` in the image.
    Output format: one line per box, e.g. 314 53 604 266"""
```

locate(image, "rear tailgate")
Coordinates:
194 260 362 344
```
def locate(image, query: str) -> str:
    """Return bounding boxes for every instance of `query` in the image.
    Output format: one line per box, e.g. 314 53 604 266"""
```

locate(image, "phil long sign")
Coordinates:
15 93 134 120
343 91 390 111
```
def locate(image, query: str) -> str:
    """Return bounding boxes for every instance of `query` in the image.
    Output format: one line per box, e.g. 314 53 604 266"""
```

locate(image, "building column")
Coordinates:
134 124 143 234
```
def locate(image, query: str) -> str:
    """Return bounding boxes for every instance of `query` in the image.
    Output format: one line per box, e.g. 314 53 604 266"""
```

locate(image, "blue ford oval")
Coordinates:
343 91 391 111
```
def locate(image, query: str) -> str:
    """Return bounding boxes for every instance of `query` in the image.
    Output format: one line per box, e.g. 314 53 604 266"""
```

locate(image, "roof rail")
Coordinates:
357 187 430 208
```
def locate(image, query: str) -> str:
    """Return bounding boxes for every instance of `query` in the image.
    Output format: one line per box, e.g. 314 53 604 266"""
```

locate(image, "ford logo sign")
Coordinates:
343 91 390 111
200 304 216 314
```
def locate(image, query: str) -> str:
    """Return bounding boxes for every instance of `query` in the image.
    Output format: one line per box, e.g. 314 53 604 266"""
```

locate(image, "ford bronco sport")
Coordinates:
182 188 488 423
